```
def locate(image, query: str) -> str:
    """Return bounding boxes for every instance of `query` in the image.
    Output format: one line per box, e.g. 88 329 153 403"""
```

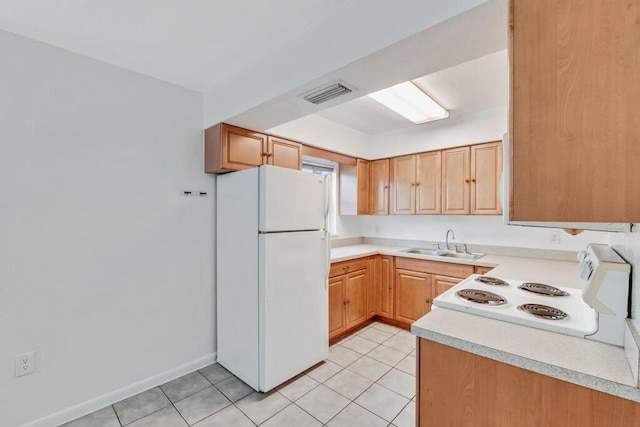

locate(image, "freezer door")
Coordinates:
259 230 329 391
259 165 327 232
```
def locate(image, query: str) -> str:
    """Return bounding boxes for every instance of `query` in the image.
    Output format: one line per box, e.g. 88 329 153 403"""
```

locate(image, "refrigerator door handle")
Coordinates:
323 175 331 228
323 230 331 289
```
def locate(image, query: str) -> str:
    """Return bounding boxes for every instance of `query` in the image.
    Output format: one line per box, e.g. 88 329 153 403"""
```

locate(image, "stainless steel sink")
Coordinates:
401 248 485 260
402 248 445 256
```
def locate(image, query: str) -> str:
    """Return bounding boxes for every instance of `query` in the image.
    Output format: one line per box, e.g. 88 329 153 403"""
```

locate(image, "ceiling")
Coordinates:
316 49 508 135
0 0 347 92
0 0 506 133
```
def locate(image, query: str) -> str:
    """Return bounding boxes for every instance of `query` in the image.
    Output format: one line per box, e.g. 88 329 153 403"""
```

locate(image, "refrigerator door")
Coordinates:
259 230 329 391
259 165 327 232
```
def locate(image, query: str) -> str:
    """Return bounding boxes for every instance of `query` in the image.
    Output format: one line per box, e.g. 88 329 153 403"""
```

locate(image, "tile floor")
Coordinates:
61 322 416 427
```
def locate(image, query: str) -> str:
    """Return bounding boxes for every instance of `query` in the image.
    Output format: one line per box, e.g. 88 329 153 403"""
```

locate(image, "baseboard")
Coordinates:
21 352 217 427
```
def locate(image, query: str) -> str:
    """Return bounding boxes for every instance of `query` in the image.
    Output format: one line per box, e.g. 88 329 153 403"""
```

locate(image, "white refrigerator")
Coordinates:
216 165 330 392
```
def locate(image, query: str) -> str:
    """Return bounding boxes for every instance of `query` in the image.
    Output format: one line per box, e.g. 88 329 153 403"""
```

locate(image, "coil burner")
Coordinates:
518 282 569 297
474 276 510 286
517 303 568 320
455 289 507 306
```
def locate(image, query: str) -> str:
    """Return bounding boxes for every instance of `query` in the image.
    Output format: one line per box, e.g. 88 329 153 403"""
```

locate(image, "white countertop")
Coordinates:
331 243 639 402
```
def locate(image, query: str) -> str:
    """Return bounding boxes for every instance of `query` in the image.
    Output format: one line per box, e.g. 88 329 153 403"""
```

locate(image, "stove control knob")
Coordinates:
577 250 588 262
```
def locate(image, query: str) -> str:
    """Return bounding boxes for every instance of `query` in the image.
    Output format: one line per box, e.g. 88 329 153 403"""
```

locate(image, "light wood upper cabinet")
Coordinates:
392 152 442 215
369 159 390 215
392 155 416 214
205 124 301 173
340 159 369 215
416 151 442 214
442 146 471 215
267 136 302 170
510 0 640 222
205 124 267 173
471 142 503 215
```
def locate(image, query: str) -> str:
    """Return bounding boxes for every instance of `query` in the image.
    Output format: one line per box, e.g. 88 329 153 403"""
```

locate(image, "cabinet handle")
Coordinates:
416 182 420 186
388 285 392 290
342 266 349 270
471 179 476 182
426 298 431 303
384 186 388 189
267 153 273 157
465 179 470 183
411 183 415 187
345 299 351 304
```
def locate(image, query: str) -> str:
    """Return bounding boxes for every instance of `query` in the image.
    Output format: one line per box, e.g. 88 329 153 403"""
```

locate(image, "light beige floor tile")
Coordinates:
340 336 378 354
161 371 211 403
392 401 416 427
199 363 233 385
395 355 416 376
324 369 373 400
277 374 320 401
346 356 391 382
192 405 254 427
382 335 416 354
215 376 254 402
370 322 402 334
60 406 120 427
113 388 171 426
326 402 388 427
367 345 406 366
306 360 342 383
377 368 416 399
235 391 290 425
395 329 415 341
357 328 393 344
295 384 350 424
261 404 321 427
174 386 231 425
127 406 188 427
354 383 409 422
327 345 362 367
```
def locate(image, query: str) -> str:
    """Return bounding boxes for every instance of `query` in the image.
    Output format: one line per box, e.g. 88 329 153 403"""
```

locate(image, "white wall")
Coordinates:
367 106 508 159
0 31 215 427
362 215 609 251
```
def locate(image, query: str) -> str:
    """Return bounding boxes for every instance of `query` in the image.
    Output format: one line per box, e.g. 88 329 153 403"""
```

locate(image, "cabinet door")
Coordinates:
377 255 394 318
221 124 267 171
367 257 377 319
392 155 416 214
345 268 369 329
511 0 640 223
395 269 431 324
442 147 470 215
471 142 502 215
369 159 390 215
329 276 346 339
432 275 461 299
416 151 442 215
357 159 370 215
267 136 302 170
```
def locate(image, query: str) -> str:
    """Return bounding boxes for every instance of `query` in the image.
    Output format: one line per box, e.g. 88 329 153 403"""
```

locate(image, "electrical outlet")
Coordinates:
550 231 561 245
375 225 381 235
15 351 36 377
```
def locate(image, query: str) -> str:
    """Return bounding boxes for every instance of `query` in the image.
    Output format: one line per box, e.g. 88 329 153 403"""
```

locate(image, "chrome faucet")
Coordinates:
445 229 455 251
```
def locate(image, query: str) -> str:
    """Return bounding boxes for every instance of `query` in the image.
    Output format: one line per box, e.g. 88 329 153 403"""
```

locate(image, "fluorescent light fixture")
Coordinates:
368 81 449 124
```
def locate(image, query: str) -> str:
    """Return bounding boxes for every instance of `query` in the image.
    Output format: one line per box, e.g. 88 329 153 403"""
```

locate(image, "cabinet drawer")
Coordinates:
330 258 370 278
395 257 474 278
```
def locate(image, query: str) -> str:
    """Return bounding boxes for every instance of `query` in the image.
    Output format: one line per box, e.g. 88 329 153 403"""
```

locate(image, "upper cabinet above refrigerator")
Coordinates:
509 0 640 224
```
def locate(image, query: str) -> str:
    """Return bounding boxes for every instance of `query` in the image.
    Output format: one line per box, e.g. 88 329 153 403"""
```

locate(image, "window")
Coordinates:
301 156 338 235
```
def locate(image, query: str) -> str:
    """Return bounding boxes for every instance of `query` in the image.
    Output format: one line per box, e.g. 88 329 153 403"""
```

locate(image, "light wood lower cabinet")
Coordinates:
376 255 394 319
328 257 372 340
417 339 640 426
395 269 431 324
393 258 473 324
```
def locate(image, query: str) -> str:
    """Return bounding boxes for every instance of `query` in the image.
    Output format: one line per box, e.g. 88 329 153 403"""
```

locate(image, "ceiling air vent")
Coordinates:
302 81 353 105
